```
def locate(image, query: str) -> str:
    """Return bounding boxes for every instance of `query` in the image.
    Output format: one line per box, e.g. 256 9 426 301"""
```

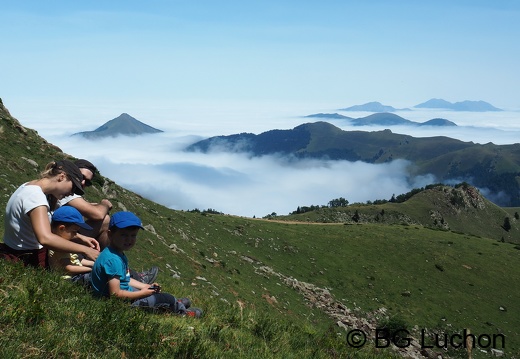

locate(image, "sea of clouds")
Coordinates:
13 100 520 217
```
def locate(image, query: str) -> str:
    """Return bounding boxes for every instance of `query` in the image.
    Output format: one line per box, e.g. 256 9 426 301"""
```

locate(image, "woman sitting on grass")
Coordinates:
1 160 100 267
91 211 202 317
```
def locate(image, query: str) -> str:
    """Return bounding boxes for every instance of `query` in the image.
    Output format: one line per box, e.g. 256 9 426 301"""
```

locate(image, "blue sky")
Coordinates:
2 0 520 113
2 1 520 216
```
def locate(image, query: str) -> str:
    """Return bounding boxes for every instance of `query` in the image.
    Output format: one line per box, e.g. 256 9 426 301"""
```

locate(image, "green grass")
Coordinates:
0 260 395 359
127 208 520 357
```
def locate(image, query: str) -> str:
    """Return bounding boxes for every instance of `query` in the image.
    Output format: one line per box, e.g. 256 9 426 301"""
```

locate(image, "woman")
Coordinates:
1 159 100 267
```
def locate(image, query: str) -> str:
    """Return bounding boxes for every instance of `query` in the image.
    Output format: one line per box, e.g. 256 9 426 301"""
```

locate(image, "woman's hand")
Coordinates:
100 199 113 212
78 234 100 251
83 247 100 261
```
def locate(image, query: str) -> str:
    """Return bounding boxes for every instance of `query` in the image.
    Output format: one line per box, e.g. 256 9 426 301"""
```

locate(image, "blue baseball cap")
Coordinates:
109 211 144 229
52 206 93 230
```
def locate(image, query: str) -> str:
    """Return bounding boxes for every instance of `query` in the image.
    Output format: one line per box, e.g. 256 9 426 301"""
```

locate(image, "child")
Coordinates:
48 206 95 285
91 211 202 317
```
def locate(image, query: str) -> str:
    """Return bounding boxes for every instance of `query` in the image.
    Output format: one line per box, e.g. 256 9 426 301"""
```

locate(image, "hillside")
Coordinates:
279 183 520 244
1 99 519 358
186 121 520 207
73 113 163 139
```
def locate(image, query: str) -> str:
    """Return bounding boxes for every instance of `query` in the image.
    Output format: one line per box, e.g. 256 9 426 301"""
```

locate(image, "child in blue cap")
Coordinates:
49 206 95 285
91 211 202 317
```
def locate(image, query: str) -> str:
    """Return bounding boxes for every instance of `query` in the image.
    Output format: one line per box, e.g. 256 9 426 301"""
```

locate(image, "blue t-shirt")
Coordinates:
91 247 133 297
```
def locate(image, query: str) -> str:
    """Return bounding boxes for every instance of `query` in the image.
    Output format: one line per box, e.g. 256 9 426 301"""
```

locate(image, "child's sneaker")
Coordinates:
184 308 203 318
178 297 191 309
138 266 159 284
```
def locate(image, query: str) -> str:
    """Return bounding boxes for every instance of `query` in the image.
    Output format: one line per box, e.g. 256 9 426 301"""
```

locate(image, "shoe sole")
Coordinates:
185 308 203 318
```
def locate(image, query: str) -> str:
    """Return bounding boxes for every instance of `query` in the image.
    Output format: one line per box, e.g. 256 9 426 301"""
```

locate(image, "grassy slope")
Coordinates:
1 101 519 357
280 185 520 245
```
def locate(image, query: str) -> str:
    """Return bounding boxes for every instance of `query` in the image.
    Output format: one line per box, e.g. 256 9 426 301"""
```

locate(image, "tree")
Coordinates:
328 197 349 208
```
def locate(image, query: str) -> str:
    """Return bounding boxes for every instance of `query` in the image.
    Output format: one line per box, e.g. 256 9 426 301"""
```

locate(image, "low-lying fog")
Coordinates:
19 102 520 217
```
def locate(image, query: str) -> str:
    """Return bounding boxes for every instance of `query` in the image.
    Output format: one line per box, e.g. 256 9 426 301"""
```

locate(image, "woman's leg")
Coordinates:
0 244 47 268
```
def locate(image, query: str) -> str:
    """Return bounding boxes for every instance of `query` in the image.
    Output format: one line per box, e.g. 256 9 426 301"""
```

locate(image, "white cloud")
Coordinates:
91 154 420 217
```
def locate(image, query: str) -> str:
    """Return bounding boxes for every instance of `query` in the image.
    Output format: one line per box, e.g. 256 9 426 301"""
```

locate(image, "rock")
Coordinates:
491 348 504 357
144 224 157 234
21 157 38 167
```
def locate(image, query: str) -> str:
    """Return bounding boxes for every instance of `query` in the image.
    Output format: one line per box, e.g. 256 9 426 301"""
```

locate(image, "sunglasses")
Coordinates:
83 176 93 187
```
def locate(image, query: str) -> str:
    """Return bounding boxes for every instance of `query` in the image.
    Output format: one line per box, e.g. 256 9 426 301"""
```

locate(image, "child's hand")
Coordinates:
141 287 157 296
149 283 161 293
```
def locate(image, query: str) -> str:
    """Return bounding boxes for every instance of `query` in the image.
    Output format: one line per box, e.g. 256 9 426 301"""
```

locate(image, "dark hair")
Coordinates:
51 221 76 231
74 159 98 175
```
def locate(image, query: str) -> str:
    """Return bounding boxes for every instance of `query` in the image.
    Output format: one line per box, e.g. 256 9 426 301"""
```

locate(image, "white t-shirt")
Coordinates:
3 183 51 250
57 193 82 207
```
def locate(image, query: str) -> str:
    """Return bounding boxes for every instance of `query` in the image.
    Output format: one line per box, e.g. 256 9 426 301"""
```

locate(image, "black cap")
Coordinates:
74 159 97 174
55 160 85 195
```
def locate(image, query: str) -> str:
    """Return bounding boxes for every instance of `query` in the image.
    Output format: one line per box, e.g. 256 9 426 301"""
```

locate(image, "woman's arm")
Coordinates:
29 206 99 261
66 197 112 221
107 277 156 300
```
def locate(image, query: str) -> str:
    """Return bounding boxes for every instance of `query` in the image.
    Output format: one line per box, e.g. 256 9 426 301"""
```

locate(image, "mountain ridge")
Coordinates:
414 98 502 111
338 101 410 112
305 112 457 127
186 121 520 206
336 98 502 112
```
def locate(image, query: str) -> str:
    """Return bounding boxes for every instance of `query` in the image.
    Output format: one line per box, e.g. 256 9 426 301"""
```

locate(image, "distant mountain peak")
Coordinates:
73 113 163 139
304 112 457 127
414 99 502 112
339 101 410 112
